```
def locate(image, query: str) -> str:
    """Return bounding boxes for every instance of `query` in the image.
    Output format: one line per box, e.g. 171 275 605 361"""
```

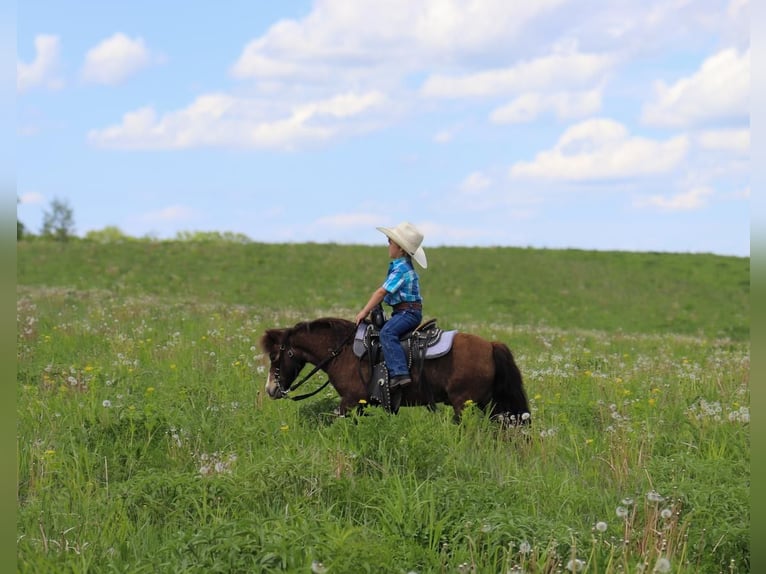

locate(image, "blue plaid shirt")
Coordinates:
382 257 422 306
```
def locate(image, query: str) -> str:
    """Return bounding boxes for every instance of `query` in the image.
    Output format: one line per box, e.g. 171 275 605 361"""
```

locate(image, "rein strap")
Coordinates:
282 331 354 401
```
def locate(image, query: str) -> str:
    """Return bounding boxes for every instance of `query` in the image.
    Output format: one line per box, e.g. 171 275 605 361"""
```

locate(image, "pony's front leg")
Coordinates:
337 393 368 416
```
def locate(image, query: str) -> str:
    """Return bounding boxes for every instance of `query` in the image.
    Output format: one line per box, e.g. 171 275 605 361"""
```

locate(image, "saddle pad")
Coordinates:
352 323 457 359
423 330 457 358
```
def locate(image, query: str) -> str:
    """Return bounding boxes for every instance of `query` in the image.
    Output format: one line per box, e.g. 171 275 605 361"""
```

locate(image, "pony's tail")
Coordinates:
491 342 531 425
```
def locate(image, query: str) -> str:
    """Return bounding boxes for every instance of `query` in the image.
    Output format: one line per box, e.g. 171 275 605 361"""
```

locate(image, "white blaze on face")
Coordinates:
265 369 279 398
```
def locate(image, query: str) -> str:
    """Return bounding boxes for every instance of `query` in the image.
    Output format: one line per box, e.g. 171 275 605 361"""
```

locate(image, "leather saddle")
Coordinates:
352 318 456 362
352 318 457 413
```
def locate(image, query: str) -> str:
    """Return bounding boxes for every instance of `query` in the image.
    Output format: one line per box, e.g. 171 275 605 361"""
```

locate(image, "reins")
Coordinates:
277 330 355 401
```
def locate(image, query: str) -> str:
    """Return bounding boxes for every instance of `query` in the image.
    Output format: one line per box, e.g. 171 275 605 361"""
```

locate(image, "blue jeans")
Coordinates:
379 309 422 377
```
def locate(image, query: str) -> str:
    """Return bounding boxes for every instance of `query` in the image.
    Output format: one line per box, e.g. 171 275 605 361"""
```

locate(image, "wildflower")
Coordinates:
280 424 289 431
654 557 671 573
102 400 112 408
661 508 673 520
621 498 634 506
566 558 585 572
146 387 155 394
647 490 664 503
616 506 629 519
518 540 531 554
44 449 56 456
595 521 608 533
358 399 367 405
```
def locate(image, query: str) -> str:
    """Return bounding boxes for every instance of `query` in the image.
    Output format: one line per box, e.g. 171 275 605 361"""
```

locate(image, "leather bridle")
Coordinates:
271 331 354 401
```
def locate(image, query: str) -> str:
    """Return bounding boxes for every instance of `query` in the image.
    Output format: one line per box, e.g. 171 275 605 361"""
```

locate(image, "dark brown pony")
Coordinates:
259 317 530 423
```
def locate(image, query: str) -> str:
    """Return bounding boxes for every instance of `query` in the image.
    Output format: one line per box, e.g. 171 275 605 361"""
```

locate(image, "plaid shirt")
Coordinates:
382 257 422 306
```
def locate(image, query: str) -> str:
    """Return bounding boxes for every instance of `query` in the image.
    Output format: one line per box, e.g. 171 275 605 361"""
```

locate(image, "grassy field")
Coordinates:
17 240 749 573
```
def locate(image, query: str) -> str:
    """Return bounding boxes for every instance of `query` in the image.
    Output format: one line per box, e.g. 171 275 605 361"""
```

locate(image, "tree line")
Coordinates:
17 197 252 244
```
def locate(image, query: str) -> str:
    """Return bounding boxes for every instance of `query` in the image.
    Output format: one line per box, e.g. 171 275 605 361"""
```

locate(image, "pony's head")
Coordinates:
259 327 307 399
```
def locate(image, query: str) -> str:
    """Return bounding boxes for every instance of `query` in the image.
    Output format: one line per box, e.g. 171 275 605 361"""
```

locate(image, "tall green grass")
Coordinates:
17 241 749 572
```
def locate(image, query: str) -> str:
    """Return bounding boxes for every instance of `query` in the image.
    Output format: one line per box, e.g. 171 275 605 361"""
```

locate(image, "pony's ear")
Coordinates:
260 328 285 354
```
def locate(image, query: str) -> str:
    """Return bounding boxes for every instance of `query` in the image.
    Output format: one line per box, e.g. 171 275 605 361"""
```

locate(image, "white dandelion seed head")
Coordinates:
616 506 629 519
647 490 664 503
311 560 328 574
621 497 634 506
102 400 112 408
595 521 608 532
661 508 673 519
519 540 531 554
566 558 585 572
654 557 671 573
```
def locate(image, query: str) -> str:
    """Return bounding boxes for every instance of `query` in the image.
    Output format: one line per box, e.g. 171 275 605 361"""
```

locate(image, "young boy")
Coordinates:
355 222 427 388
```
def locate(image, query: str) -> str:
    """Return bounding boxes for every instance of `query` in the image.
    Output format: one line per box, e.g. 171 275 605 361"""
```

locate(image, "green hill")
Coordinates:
17 240 749 340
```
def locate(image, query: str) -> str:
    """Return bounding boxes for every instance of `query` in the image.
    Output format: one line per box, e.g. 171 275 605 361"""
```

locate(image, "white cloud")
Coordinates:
17 34 63 93
230 0 567 86
459 172 492 194
696 128 749 153
433 129 454 144
81 33 153 85
633 187 714 211
421 49 614 98
314 212 380 228
510 118 688 181
88 91 387 150
19 192 46 205
642 47 749 128
141 205 197 223
490 88 602 124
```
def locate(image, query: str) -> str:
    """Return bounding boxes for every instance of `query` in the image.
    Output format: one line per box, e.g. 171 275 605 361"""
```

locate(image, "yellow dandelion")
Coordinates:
584 370 593 377
358 399 368 405
146 387 155 394
280 424 289 431
585 438 594 445
44 449 56 456
648 398 657 407
615 377 623 384
534 393 542 400
464 399 475 407
623 389 631 396
170 364 177 370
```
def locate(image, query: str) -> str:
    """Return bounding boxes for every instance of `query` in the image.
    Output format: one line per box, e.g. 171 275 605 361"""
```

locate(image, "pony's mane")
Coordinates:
289 317 355 337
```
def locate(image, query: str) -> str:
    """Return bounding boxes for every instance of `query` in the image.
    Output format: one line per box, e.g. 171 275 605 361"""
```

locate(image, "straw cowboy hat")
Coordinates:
377 222 428 269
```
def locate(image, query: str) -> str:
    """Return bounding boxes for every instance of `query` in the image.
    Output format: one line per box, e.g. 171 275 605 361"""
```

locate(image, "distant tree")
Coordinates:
17 197 26 240
41 198 76 241
85 226 131 243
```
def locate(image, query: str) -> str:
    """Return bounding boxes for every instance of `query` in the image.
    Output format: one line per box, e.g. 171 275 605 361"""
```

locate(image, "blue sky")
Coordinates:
17 0 750 255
